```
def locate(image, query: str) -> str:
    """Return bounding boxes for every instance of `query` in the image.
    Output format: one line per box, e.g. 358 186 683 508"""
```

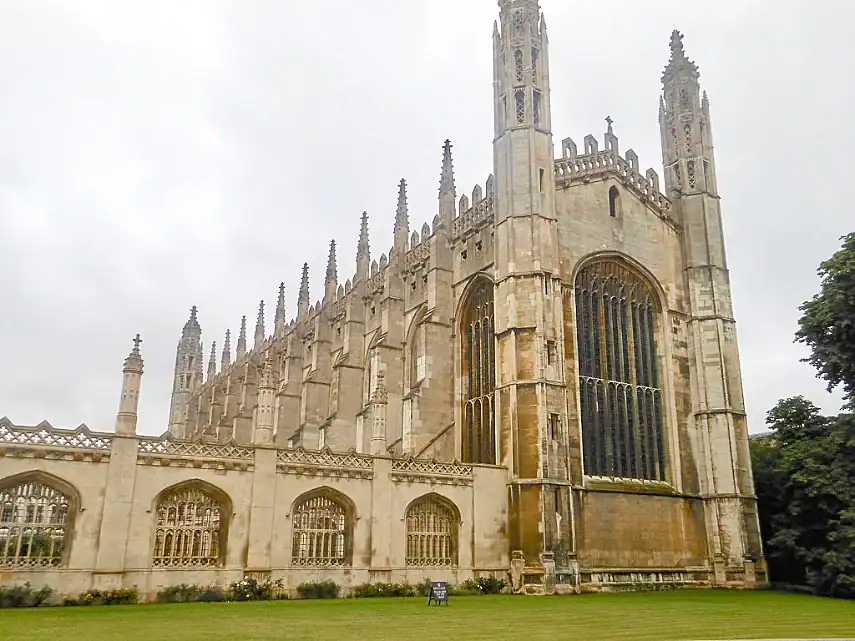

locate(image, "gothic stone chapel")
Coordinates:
0 0 766 598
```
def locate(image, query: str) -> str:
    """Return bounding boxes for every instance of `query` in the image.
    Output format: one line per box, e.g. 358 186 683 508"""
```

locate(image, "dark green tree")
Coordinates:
796 232 855 406
753 397 855 597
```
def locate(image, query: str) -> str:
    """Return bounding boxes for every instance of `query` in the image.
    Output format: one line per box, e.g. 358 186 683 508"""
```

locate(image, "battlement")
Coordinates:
555 136 672 218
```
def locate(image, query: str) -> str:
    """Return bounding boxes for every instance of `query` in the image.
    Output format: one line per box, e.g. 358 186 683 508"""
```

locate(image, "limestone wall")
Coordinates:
0 419 509 600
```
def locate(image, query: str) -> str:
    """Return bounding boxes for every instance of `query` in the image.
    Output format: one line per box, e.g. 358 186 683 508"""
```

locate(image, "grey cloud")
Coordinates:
0 0 850 436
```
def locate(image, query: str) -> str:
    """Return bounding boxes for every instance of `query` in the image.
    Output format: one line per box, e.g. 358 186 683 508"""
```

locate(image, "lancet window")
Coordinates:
462 279 495 464
405 495 458 567
409 318 425 388
574 260 667 481
291 492 351 567
152 485 226 567
0 478 71 568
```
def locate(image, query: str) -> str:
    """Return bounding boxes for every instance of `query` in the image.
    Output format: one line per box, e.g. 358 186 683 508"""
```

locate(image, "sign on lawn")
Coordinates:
428 581 449 605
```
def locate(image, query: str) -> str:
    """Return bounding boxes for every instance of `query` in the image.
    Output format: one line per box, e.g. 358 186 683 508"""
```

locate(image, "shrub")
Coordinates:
198 586 227 602
228 578 285 602
296 580 340 599
351 582 415 598
0 583 55 608
475 576 507 595
65 588 138 606
156 584 205 603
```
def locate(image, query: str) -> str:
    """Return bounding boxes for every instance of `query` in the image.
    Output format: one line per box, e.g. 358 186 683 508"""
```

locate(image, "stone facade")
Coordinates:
0 0 766 597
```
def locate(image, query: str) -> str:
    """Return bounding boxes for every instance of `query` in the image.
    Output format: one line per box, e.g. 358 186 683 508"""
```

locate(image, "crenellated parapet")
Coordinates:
555 134 672 218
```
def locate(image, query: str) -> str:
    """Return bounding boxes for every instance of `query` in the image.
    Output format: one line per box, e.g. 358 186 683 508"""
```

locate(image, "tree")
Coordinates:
752 397 855 598
796 232 855 406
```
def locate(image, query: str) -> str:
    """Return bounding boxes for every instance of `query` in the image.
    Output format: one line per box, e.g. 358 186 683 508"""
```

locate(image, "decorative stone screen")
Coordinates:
574 260 667 481
405 496 457 567
0 480 70 568
152 486 225 567
291 494 349 566
462 279 496 464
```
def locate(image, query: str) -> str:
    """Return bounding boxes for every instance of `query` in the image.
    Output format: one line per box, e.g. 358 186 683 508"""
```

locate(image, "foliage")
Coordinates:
351 582 415 598
796 232 855 406
751 396 855 598
64 588 139 606
228 578 285 602
473 576 507 594
295 580 340 600
0 583 55 608
156 583 228 603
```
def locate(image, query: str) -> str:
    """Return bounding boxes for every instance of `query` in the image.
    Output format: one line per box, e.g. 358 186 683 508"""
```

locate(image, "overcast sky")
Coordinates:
0 0 851 437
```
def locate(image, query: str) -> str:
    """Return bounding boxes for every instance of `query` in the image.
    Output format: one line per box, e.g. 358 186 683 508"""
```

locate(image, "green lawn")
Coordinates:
0 591 853 641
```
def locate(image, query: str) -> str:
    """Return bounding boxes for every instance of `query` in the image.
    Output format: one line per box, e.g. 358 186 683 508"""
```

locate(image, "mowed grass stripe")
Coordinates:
0 590 852 641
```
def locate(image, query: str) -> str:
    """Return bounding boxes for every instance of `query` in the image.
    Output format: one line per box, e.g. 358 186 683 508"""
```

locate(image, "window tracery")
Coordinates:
687 161 696 189
574 260 667 481
684 122 693 154
462 279 495 464
0 479 70 568
533 90 542 126
531 47 539 84
515 89 525 124
514 48 524 83
152 485 226 567
405 496 457 567
291 492 351 566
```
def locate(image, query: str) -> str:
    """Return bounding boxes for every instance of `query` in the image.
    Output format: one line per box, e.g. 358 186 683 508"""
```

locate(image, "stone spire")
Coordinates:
168 306 204 439
237 315 247 357
663 30 699 83
356 211 371 281
207 341 217 381
254 300 265 350
393 179 409 256
325 240 338 301
116 334 144 436
439 139 456 230
221 329 231 372
298 262 310 319
275 282 286 336
254 354 276 445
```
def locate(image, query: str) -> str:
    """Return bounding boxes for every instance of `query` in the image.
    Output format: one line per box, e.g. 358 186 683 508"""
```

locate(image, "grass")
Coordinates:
0 590 853 641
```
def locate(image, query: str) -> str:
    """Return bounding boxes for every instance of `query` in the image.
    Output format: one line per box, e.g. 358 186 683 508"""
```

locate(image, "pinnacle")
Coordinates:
357 211 370 260
326 240 338 283
395 179 409 232
439 139 455 197
299 262 310 303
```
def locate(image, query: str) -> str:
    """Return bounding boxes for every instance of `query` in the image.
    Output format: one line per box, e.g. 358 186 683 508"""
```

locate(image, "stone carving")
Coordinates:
0 418 112 451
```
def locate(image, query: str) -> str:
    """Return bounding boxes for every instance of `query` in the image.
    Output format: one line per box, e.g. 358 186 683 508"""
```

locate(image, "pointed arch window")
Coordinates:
291 490 353 567
462 279 495 464
574 260 667 481
405 495 458 567
152 484 228 567
0 477 72 568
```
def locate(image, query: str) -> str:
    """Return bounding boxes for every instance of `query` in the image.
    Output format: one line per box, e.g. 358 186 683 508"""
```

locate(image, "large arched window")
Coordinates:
0 474 74 568
574 259 667 481
462 278 495 464
291 489 353 567
405 494 458 567
152 482 229 568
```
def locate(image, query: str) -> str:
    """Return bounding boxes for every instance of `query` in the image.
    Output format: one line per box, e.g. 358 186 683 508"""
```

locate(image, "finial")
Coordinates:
237 315 247 356
254 300 266 349
183 305 201 333
299 262 310 303
275 283 286 335
358 211 370 258
605 116 613 135
207 341 217 379
702 90 710 111
395 179 409 232
326 240 338 284
439 139 455 197
132 334 142 356
670 30 684 58
221 329 231 370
